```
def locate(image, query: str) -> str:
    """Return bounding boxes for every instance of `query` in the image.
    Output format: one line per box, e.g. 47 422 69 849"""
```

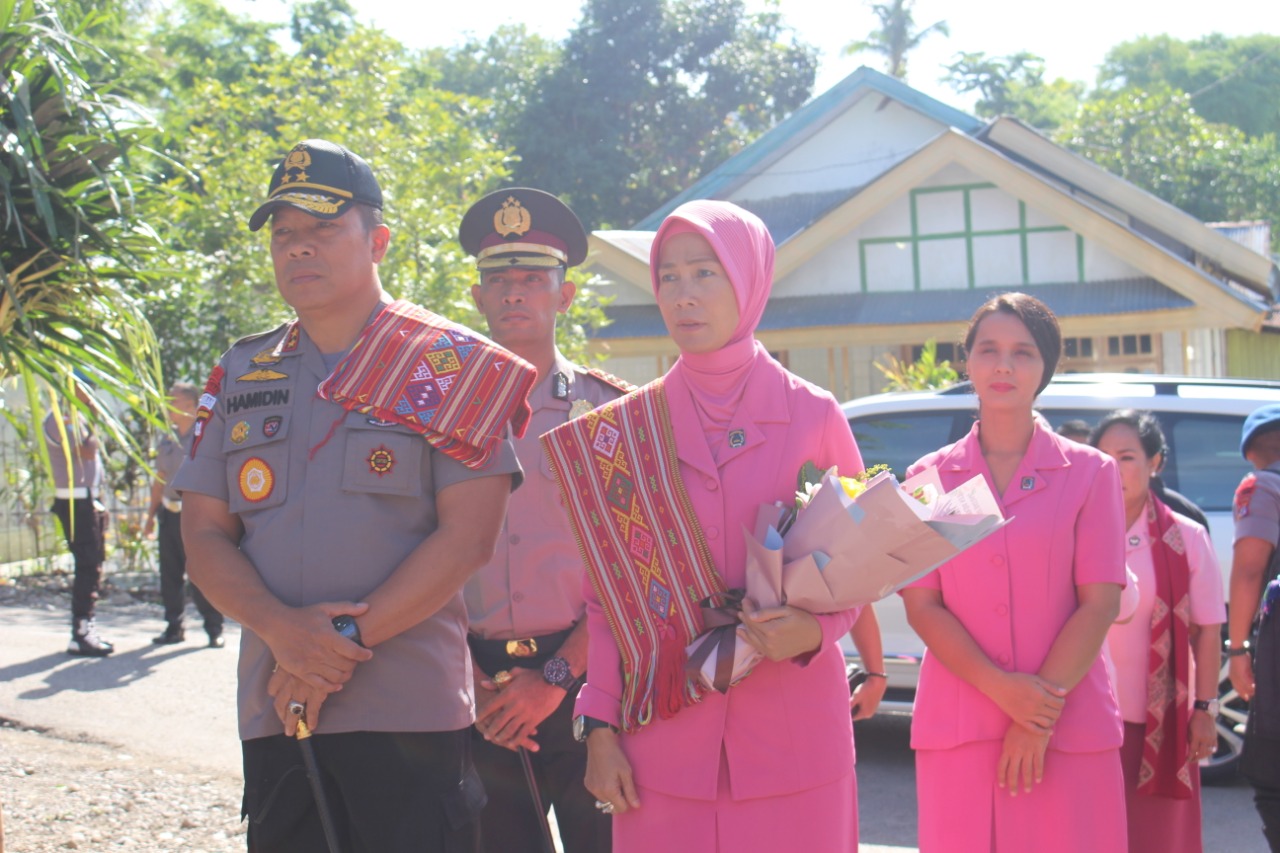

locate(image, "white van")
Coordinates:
840 373 1280 781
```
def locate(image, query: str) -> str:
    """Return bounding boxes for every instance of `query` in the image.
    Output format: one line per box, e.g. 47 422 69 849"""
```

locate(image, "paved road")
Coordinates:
0 599 1271 852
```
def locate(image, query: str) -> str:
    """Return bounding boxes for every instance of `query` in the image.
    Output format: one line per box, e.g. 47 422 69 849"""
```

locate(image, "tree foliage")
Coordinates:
875 340 958 392
504 0 818 229
844 0 948 80
1099 34 1280 139
1057 86 1280 229
0 0 166 456
943 51 1083 130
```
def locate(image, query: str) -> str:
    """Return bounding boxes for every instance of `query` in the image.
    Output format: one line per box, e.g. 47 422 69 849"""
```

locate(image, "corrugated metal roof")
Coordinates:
593 278 1195 340
1209 221 1273 257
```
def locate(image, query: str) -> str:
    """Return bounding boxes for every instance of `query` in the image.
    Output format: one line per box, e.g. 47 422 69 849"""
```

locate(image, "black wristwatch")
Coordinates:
573 715 616 742
332 615 364 647
543 655 580 692
1224 639 1251 657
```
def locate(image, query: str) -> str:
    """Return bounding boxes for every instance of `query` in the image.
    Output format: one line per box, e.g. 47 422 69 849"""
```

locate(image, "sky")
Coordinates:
224 0 1280 110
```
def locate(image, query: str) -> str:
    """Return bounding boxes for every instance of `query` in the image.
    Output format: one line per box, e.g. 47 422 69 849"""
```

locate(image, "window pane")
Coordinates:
1166 415 1253 513
848 412 967 480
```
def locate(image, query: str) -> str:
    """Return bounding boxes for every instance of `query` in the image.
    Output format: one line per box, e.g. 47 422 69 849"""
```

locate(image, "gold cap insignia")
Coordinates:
494 196 532 238
282 145 312 184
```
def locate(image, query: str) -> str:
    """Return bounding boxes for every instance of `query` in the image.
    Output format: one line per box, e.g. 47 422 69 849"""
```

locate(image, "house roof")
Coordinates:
979 117 1277 300
632 66 984 230
595 278 1196 340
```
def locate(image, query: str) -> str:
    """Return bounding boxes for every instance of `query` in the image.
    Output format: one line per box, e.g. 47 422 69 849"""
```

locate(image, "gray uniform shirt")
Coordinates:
43 413 101 493
1234 461 1280 581
155 430 192 506
174 312 521 740
464 351 627 639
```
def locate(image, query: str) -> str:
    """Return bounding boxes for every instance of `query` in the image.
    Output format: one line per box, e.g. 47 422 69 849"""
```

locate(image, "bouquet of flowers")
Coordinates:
686 461 1009 692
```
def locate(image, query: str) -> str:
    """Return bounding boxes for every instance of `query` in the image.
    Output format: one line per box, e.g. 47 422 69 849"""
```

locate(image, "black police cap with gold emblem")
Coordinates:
459 188 588 270
248 139 383 232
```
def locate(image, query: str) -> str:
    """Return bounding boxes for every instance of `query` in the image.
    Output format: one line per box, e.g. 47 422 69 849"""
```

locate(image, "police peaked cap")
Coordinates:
459 188 588 270
248 139 383 232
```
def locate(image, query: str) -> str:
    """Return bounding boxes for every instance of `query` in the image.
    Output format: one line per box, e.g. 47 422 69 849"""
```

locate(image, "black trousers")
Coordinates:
50 497 106 624
1243 596 1280 852
469 634 610 853
242 728 484 853
157 508 223 632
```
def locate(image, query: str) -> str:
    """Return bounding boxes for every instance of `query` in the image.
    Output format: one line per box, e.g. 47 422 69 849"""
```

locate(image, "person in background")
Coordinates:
901 292 1127 852
547 200 878 852
1091 409 1224 853
45 381 113 657
143 382 225 648
176 139 530 852
460 187 624 853
1229 404 1280 852
1054 419 1092 443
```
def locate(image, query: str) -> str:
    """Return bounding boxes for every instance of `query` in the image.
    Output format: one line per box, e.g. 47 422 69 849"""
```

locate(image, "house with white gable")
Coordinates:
585 67 1279 399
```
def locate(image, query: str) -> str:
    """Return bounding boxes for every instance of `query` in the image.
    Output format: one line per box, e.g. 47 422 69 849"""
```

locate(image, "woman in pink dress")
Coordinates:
1092 409 1225 853
901 293 1128 852
547 200 877 852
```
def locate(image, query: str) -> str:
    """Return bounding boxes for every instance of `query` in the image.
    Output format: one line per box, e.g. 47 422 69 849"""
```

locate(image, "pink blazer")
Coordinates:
906 421 1126 753
573 361 864 801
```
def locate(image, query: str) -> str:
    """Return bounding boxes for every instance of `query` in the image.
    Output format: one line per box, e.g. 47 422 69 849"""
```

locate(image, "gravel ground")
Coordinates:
0 569 247 853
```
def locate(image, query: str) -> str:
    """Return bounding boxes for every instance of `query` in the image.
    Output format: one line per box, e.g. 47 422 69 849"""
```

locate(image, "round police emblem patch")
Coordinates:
368 445 395 477
230 420 250 445
569 399 595 420
238 457 274 502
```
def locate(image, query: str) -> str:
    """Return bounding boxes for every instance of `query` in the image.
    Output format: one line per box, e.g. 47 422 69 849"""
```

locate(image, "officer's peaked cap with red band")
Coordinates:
459 187 588 270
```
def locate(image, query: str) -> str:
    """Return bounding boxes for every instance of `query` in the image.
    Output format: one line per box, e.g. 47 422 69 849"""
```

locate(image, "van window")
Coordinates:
1165 415 1252 513
848 412 969 478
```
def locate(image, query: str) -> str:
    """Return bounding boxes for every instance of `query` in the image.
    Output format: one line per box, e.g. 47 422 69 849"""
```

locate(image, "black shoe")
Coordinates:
67 619 114 657
152 624 185 645
206 632 225 649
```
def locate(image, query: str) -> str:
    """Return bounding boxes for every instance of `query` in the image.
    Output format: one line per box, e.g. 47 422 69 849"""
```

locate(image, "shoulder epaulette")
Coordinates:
583 367 638 395
230 321 292 350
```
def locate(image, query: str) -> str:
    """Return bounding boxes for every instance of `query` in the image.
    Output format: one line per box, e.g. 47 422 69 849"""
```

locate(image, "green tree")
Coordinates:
143 12 608 381
943 51 1083 130
1057 86 1280 233
1098 34 1280 139
875 340 958 392
0 0 166 454
843 0 948 80
509 0 818 229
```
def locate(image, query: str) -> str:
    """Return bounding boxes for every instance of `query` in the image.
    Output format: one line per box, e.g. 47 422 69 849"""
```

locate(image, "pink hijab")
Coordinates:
650 200 776 457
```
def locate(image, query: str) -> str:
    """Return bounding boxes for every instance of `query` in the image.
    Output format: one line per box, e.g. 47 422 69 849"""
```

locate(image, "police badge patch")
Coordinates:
238 457 275 502
368 445 395 477
263 416 283 438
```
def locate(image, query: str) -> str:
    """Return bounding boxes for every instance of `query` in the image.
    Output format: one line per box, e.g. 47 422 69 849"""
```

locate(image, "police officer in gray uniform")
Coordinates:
1230 403 1280 851
460 188 629 853
145 381 225 647
175 140 526 853
45 382 112 657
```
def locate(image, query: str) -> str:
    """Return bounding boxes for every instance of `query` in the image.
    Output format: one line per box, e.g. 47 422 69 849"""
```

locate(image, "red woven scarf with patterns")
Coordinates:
316 300 536 468
1138 494 1194 799
541 379 726 731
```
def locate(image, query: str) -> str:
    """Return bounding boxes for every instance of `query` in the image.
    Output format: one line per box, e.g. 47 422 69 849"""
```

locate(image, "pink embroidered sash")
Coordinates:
542 379 725 731
317 300 536 469
1138 494 1194 799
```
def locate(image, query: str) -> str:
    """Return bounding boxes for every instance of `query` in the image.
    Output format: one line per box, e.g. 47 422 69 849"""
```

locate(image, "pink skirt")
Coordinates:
917 740 1126 853
612 751 857 853
1120 721 1203 853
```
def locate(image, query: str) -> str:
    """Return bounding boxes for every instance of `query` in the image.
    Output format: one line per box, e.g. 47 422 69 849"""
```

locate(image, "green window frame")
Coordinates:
857 183 1086 291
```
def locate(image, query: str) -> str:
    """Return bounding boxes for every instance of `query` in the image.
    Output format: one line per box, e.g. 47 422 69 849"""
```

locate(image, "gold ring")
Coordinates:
493 670 514 689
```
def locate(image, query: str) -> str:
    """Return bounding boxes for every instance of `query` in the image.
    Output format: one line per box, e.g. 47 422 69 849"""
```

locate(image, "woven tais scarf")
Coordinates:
542 379 725 731
317 300 536 468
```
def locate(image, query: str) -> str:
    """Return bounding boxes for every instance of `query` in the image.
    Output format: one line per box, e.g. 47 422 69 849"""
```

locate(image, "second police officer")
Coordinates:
461 188 630 853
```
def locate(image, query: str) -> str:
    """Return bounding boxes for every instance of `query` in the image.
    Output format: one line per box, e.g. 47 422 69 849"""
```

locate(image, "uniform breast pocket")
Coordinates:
224 413 291 514
342 425 424 497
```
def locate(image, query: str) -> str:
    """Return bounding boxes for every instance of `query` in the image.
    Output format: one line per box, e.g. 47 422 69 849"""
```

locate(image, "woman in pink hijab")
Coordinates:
545 200 876 851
